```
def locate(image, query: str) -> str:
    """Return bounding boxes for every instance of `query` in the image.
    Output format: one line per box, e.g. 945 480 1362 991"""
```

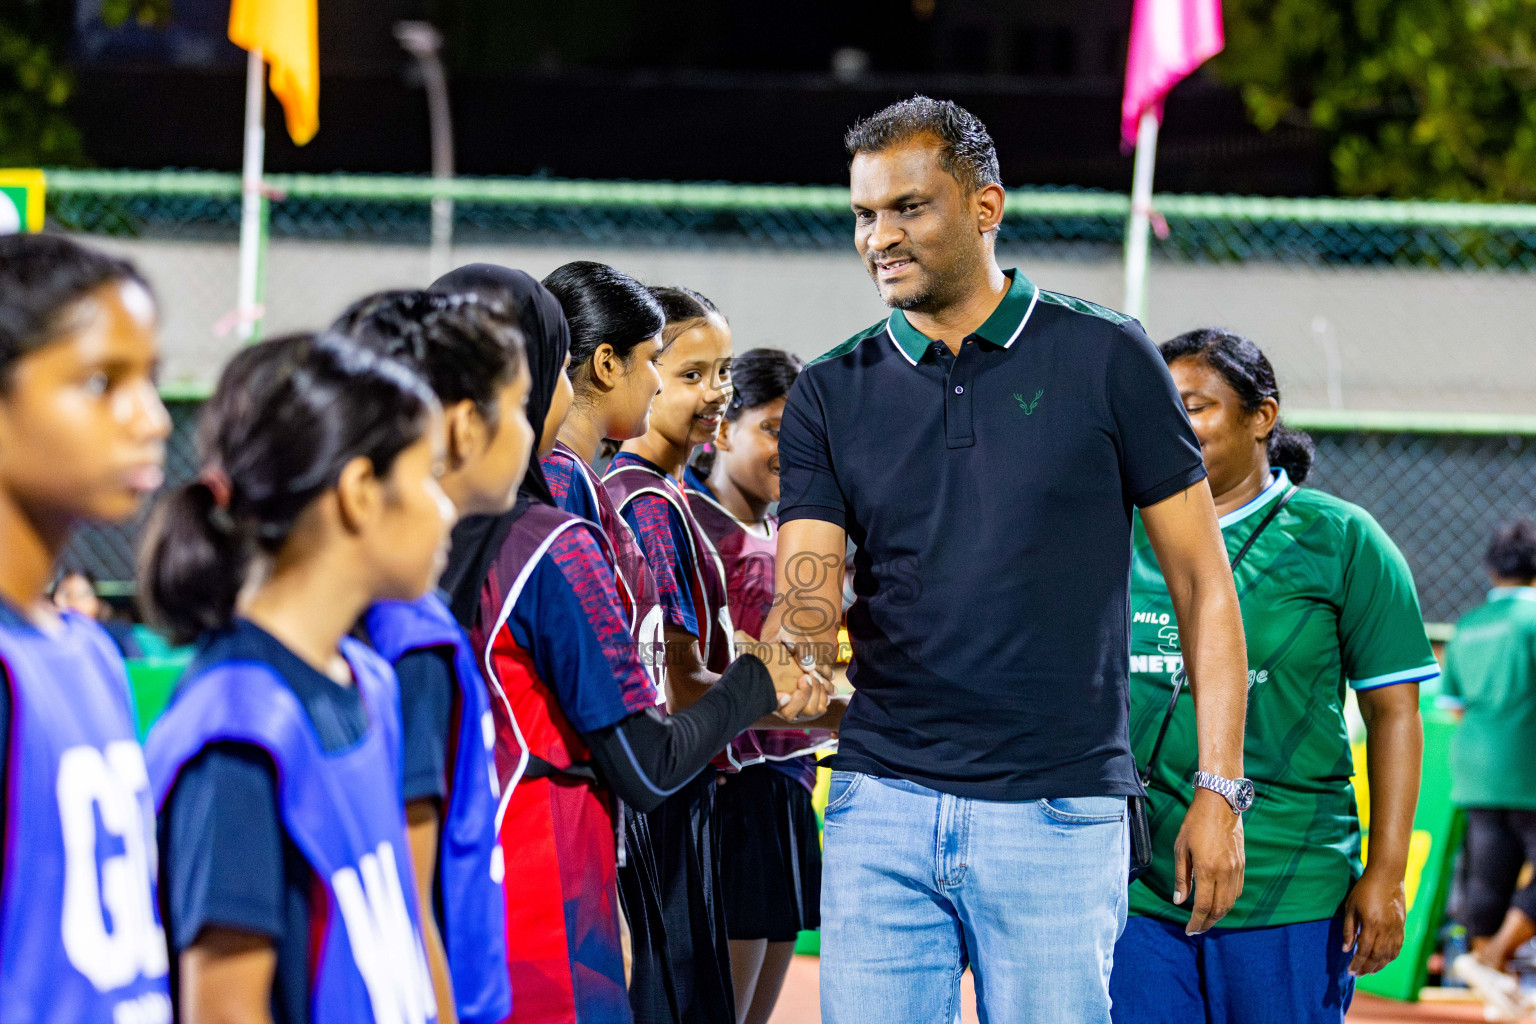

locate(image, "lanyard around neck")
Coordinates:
1138 485 1298 785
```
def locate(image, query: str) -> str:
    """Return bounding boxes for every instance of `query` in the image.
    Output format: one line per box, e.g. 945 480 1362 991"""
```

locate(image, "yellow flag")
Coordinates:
229 0 319 146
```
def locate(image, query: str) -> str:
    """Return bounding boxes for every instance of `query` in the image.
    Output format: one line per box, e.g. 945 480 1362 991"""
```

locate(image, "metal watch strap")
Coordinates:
1193 770 1251 812
1194 770 1234 806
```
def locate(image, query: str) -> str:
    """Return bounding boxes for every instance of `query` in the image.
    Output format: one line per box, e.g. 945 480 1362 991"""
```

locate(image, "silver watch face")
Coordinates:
1233 778 1255 812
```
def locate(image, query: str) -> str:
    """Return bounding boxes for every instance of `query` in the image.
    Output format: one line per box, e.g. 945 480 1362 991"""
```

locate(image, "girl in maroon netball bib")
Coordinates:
434 265 814 1024
541 261 668 693
686 349 834 1024
607 285 750 1023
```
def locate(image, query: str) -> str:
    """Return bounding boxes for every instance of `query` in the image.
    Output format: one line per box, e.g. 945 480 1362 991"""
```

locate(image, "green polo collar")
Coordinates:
885 268 1040 365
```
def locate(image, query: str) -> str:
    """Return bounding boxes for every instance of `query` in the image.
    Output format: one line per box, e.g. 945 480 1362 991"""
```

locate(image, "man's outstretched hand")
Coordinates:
754 639 833 722
1172 787 1245 934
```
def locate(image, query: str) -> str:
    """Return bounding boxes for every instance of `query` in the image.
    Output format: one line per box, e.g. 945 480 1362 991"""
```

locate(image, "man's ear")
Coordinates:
974 182 1006 236
590 342 620 391
444 398 486 470
334 455 384 533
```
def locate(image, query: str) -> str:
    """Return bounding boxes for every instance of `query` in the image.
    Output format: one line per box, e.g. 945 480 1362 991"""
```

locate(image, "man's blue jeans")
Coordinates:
820 771 1130 1024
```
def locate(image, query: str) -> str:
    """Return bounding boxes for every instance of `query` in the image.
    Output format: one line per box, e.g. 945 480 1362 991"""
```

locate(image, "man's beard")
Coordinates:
872 257 942 312
871 242 984 315
885 278 938 312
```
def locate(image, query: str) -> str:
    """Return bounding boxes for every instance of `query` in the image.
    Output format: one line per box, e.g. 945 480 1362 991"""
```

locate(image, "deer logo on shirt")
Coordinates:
1013 389 1044 415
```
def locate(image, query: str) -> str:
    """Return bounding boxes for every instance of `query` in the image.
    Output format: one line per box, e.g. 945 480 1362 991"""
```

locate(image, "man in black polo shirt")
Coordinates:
768 97 1251 1022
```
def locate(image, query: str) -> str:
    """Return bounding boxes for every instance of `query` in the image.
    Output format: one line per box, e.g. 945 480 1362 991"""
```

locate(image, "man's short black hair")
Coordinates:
844 95 1001 193
1487 519 1536 583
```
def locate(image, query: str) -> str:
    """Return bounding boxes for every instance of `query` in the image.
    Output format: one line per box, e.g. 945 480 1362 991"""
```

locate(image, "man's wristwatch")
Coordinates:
1193 771 1255 813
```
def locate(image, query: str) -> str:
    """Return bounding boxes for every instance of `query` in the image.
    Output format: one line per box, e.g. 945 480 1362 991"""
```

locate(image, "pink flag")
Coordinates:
1121 0 1224 148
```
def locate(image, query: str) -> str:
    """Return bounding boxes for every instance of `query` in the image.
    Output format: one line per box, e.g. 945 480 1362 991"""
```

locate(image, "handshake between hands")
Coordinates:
736 635 836 724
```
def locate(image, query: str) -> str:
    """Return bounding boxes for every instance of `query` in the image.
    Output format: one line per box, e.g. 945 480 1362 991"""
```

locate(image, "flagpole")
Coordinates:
1123 108 1160 325
236 46 267 342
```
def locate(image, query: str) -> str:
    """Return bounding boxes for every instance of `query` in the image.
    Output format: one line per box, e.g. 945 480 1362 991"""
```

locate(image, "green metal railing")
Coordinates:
45 167 1536 226
43 167 1536 265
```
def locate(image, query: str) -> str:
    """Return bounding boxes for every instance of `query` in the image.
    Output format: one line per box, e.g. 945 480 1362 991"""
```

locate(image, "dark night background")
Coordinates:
66 0 1326 192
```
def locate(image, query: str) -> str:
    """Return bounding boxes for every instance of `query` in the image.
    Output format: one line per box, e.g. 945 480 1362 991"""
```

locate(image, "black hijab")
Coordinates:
430 264 571 627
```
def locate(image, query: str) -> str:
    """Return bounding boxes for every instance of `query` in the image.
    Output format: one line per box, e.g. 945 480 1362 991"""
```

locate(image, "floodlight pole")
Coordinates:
396 22 455 282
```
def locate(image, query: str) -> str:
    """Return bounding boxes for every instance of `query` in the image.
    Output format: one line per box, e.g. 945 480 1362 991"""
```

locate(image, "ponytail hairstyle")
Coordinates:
138 333 438 644
542 261 664 397
648 285 726 348
1159 328 1314 485
1486 519 1536 584
331 288 527 422
691 347 803 477
0 233 153 390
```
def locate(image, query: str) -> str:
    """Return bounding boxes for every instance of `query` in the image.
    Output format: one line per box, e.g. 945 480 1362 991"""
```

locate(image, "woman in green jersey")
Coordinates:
1441 520 1536 1021
1110 329 1436 1024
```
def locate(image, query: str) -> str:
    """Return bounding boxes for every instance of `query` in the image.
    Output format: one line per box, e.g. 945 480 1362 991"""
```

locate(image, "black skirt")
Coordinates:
618 767 735 1024
716 763 824 942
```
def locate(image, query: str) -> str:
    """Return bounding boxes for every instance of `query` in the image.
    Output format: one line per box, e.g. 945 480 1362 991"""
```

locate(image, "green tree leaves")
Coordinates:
1 0 169 166
1216 0 1536 200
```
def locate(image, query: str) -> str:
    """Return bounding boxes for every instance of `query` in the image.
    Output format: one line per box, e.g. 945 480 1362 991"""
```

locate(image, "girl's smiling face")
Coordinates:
650 316 733 453
714 396 786 507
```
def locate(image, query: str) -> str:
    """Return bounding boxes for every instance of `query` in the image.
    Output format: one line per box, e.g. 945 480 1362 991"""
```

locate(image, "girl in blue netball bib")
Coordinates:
333 288 535 1024
141 333 455 1024
0 234 173 1024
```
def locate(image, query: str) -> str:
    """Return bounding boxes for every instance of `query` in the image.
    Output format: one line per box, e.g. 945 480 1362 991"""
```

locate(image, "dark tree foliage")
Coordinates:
1 0 169 166
1215 0 1536 200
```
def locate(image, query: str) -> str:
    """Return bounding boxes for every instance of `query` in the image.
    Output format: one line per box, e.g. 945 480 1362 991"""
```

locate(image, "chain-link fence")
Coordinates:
61 398 1536 628
1299 421 1536 626
40 169 1536 413
33 169 1536 623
